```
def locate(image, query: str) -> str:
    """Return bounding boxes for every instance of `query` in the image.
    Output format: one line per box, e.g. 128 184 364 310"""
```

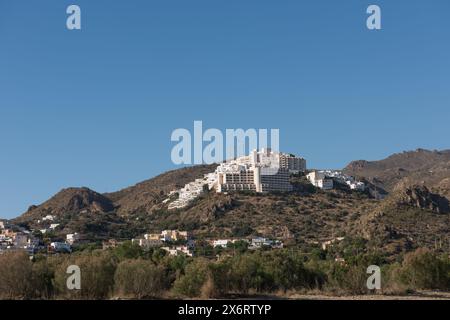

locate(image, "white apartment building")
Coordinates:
307 171 334 190
217 148 300 193
279 153 306 173
260 168 293 192
168 148 306 209
216 165 257 192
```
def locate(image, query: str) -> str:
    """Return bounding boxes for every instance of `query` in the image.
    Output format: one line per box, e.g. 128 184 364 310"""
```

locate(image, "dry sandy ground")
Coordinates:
285 291 450 300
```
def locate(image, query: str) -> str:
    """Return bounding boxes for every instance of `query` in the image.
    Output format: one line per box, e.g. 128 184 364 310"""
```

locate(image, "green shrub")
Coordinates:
324 263 368 294
264 251 322 291
113 241 143 260
114 259 167 298
0 251 34 299
228 253 271 293
398 248 450 290
172 258 210 297
54 251 116 299
31 258 56 299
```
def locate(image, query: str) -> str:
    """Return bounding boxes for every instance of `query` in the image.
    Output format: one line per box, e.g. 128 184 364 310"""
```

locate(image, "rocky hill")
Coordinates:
13 165 218 240
343 148 450 198
390 185 450 214
19 187 115 220
351 185 450 256
12 149 450 256
106 164 217 216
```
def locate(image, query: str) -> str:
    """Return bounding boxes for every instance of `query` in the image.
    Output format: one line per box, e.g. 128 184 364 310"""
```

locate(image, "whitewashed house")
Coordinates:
307 171 333 190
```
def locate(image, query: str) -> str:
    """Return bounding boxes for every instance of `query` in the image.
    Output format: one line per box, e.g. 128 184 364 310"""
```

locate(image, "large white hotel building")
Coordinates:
168 149 306 209
216 148 306 193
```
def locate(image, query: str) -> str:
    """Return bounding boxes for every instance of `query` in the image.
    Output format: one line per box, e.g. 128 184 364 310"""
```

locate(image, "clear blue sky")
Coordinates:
1 0 449 218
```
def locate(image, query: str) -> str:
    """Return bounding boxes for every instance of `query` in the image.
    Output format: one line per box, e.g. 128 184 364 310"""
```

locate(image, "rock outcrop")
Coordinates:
392 185 450 214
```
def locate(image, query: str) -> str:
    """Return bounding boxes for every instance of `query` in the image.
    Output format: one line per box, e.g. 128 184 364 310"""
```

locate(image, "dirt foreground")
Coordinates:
286 291 450 300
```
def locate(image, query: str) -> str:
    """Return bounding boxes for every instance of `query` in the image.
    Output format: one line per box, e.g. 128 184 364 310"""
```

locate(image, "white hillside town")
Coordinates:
167 148 365 210
0 149 366 258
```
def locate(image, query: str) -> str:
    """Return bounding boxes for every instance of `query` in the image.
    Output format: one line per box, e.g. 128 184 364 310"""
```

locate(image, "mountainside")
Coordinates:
106 164 217 216
352 185 450 256
12 149 450 257
390 185 450 214
13 165 218 239
20 187 115 220
343 148 450 198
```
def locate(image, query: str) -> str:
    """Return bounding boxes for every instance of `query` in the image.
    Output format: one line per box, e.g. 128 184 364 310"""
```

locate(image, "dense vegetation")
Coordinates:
1 243 449 300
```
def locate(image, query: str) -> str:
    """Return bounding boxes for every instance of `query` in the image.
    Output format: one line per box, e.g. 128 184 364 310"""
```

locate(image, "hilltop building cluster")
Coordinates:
216 148 304 193
167 149 366 209
307 170 366 191
169 148 306 209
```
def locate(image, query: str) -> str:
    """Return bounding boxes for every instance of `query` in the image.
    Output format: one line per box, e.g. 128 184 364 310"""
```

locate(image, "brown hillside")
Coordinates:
11 149 450 258
106 164 217 216
343 149 450 198
19 187 114 220
352 185 450 256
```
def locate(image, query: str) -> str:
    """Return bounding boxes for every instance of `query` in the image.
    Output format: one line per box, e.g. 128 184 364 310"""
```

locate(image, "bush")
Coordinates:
172 258 210 297
228 253 270 293
113 241 143 260
380 263 409 295
114 259 167 298
206 259 233 297
0 251 34 299
398 248 450 290
31 258 56 299
232 225 253 237
324 263 368 294
264 251 322 291
54 251 116 299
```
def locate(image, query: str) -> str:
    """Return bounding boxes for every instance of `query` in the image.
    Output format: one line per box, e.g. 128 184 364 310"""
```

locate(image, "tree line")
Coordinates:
0 243 449 299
